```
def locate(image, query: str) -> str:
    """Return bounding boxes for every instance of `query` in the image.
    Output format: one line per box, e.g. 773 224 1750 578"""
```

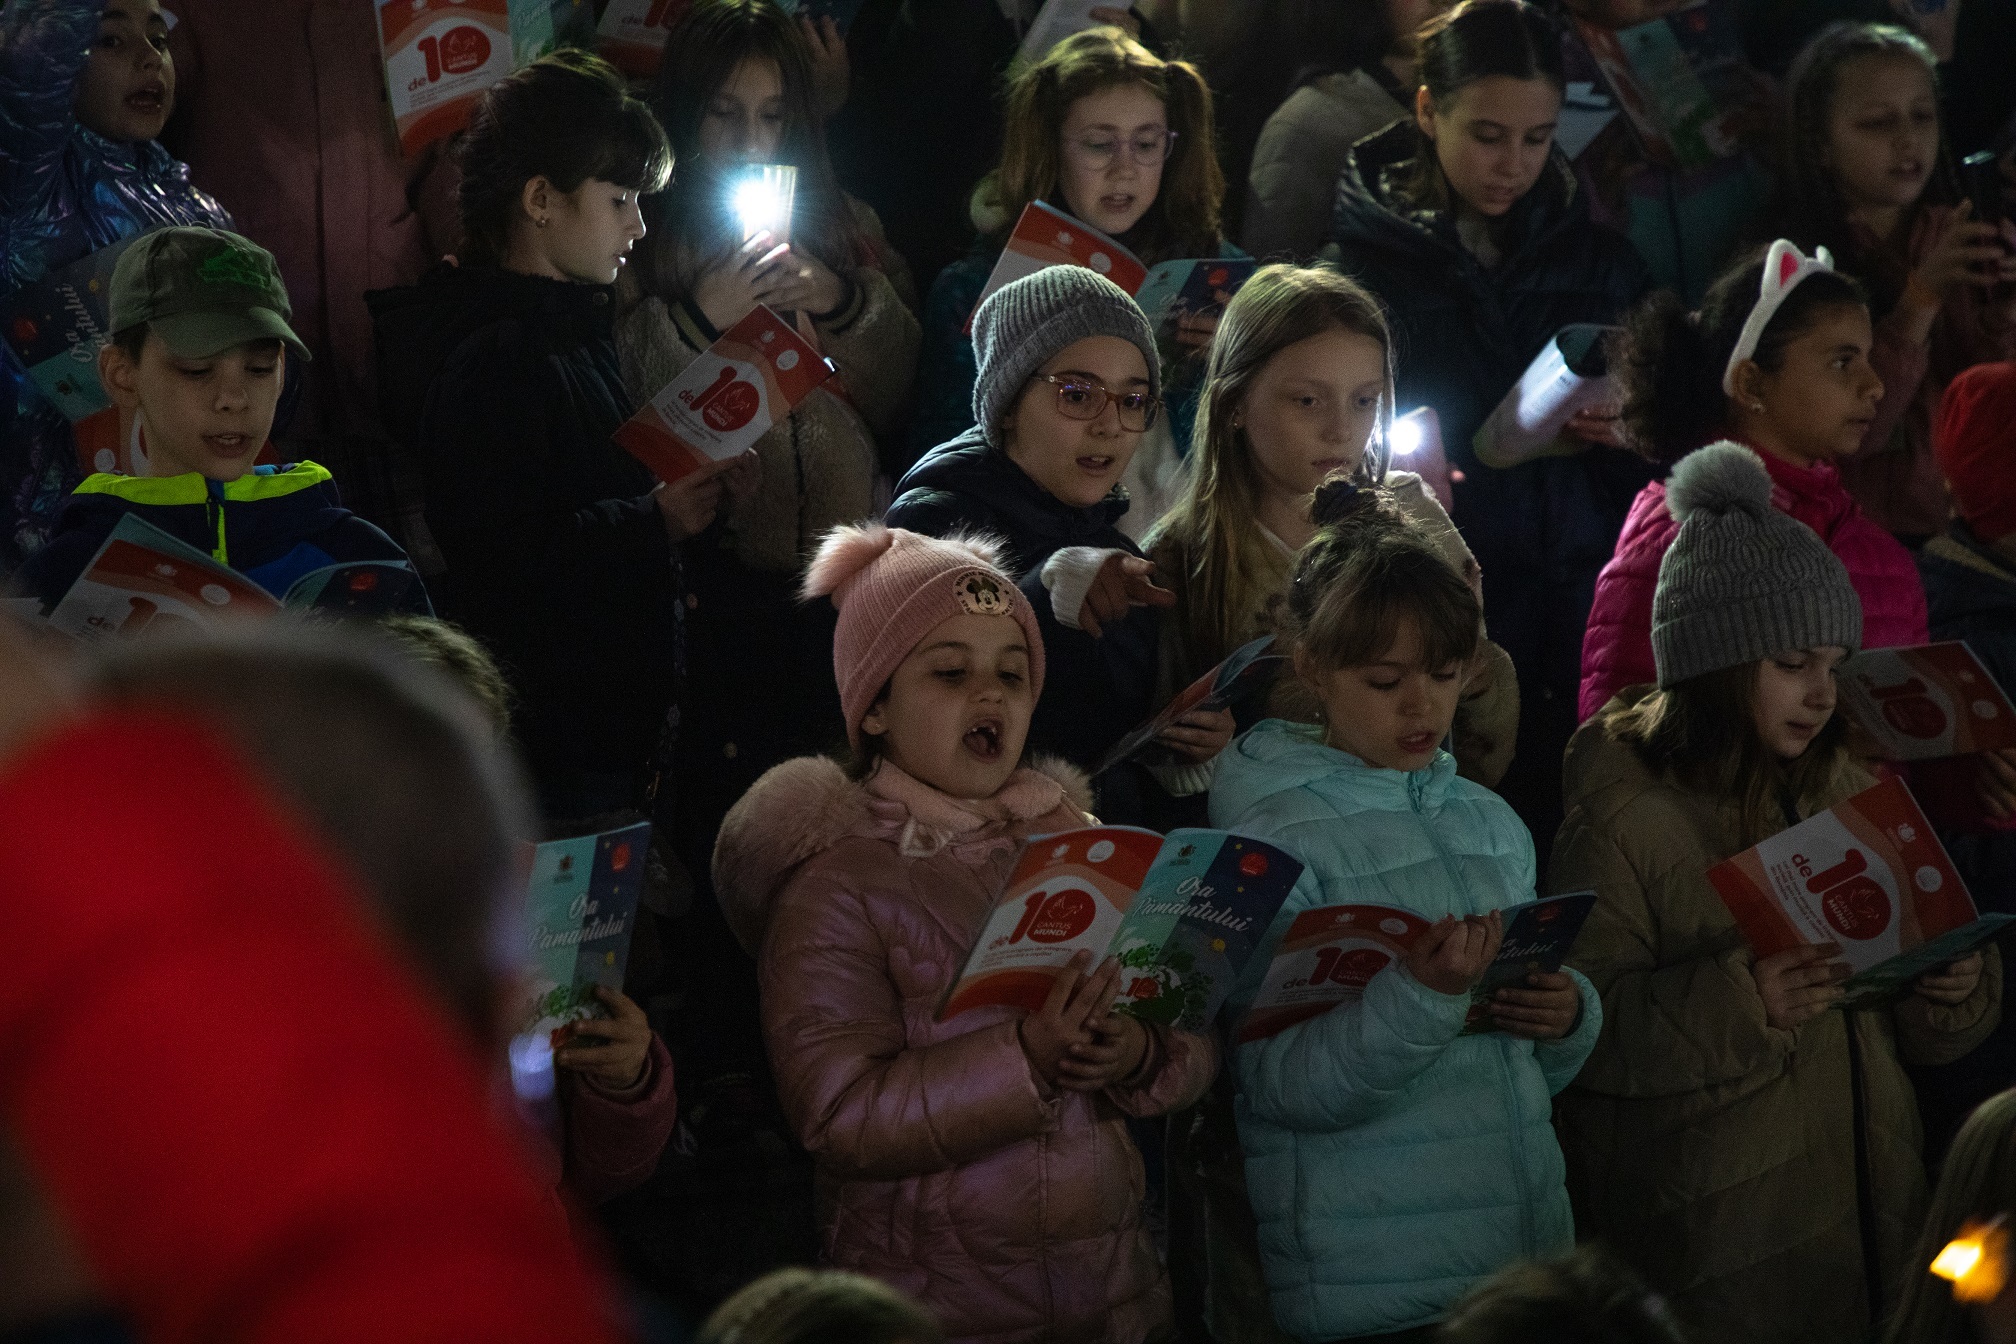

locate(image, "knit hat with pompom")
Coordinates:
803 525 1046 747
1652 441 1863 686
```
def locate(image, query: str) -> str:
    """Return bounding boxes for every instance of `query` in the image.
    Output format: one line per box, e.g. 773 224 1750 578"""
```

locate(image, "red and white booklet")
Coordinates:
377 0 514 157
613 305 834 485
965 202 1150 332
1836 642 2016 761
595 0 687 78
1708 777 2013 1005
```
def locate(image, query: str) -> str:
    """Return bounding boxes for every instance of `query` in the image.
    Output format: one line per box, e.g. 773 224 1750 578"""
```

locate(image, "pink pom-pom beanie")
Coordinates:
803 525 1046 748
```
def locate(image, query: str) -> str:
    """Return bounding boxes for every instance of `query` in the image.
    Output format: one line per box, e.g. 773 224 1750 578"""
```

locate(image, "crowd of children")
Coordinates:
4 0 2016 1341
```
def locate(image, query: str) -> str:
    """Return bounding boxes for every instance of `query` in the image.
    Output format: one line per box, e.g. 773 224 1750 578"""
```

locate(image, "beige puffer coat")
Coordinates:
1550 693 2002 1344
714 754 1217 1344
617 197 919 574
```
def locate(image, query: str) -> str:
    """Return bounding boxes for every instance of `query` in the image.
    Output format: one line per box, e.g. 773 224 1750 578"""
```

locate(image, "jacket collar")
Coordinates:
1216 718 1459 818
1742 443 1857 537
75 461 332 506
1338 119 1584 269
902 426 1132 532
1925 520 2016 588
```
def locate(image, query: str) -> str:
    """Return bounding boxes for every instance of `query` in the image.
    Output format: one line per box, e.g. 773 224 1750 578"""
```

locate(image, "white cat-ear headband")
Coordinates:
1722 239 1835 397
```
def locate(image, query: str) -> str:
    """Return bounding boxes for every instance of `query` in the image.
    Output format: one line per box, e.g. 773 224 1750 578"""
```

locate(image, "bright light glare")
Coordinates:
733 179 785 238
1389 415 1423 458
508 1032 556 1102
1933 1238 1983 1283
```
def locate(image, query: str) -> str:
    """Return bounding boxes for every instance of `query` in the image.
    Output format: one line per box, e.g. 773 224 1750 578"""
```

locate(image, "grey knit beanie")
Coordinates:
1652 441 1863 687
970 266 1161 445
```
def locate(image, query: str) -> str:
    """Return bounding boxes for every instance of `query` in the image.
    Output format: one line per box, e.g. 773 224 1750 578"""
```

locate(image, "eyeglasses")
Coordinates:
1063 129 1178 171
1039 374 1160 431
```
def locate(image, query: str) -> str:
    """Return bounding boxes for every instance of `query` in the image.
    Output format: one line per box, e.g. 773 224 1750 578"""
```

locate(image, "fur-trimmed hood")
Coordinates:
712 753 1095 954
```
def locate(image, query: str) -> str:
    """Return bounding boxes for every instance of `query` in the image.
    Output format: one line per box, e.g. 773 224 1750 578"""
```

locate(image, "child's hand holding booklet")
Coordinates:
939 826 1305 1035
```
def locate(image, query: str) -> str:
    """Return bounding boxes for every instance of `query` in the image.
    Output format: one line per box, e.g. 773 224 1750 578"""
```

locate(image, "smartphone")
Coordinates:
730 163 797 245
1963 150 2006 231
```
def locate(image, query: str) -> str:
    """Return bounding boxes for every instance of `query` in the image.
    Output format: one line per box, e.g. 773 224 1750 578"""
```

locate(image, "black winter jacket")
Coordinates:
368 265 679 793
886 428 1159 798
1331 121 1655 846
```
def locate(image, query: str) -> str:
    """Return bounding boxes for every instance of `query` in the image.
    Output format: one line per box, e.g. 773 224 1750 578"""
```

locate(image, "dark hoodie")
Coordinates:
886 427 1160 814
1330 119 1655 852
367 264 679 796
15 461 410 609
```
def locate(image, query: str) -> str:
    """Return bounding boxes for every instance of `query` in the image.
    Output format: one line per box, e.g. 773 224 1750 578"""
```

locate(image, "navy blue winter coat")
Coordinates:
1330 120 1655 847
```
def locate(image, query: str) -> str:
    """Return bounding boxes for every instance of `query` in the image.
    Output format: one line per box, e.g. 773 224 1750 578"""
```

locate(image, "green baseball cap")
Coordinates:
109 227 311 362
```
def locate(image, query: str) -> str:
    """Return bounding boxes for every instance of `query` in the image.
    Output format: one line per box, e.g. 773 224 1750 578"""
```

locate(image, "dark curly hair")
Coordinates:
1613 247 1867 465
457 49 673 268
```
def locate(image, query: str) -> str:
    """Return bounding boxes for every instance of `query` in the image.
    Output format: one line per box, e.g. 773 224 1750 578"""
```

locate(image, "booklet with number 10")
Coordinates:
938 827 1304 1034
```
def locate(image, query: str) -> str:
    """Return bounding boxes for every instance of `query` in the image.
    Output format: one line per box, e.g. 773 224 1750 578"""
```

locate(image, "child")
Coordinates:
13 227 414 609
1436 1248 1691 1344
887 266 1234 818
0 621 627 1342
1883 1088 2016 1344
369 51 729 819
0 0 233 573
697 1268 942 1344
711 525 1216 1344
1212 480 1602 1341
1553 441 2000 1343
86 624 681 1211
1922 360 2016 712
1147 262 1518 789
620 0 915 850
1240 0 1441 261
908 24 1236 514
1773 21 2016 540
1327 0 1654 851
1582 240 1927 723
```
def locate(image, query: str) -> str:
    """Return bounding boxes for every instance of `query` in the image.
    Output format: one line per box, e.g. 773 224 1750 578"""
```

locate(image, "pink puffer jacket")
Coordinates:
1579 441 1928 722
714 755 1215 1344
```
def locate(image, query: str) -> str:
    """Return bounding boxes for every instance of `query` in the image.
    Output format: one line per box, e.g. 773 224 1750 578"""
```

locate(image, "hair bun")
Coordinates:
1309 475 1407 531
1663 440 1774 525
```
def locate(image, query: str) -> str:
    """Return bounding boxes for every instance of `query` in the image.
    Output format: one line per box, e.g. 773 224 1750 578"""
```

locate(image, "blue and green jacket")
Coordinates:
15 461 414 610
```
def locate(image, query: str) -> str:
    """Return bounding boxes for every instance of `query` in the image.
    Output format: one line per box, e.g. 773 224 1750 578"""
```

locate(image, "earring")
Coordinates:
1749 400 1765 413
535 216 550 229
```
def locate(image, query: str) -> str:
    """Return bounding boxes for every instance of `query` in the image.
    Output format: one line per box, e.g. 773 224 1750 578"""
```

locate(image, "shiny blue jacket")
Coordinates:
0 0 231 573
1213 719 1601 1341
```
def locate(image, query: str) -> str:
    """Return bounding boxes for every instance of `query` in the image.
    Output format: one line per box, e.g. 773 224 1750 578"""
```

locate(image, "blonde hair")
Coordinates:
990 27 1224 261
698 1268 942 1344
1147 263 1393 670
1883 1090 2016 1344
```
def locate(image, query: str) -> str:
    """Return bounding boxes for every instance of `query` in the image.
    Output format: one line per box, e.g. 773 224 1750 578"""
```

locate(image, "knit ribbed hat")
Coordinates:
1652 441 1863 686
803 525 1046 747
971 267 1161 445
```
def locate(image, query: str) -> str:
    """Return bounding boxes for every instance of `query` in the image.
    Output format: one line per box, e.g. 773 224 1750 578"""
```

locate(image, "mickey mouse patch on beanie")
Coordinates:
954 571 1012 616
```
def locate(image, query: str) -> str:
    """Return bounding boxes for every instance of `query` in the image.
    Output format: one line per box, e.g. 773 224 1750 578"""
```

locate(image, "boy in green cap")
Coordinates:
14 226 416 609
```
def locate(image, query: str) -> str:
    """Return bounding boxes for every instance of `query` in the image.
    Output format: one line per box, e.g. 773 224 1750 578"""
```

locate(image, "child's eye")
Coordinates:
246 364 278 378
1524 132 1552 146
1367 678 1401 692
999 670 1024 686
1352 394 1378 411
934 669 965 682
1431 670 1459 683
1294 394 1320 409
1774 657 1807 672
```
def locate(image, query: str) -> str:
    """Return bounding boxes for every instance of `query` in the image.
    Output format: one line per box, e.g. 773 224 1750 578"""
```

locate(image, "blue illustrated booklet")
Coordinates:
521 819 652 1045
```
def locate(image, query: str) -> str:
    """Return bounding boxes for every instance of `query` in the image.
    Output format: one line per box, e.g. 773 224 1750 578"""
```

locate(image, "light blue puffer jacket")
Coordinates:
1211 719 1602 1342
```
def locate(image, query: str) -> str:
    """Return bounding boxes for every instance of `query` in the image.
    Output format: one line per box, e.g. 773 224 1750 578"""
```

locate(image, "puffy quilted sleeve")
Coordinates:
1577 490 1667 723
0 0 96 211
1552 807 1793 1097
1233 871 1473 1132
1892 943 2001 1069
760 865 1060 1181
1105 1023 1216 1118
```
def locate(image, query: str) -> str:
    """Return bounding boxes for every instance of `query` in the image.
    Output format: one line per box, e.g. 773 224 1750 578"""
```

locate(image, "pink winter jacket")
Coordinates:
714 755 1216 1344
1579 441 1929 722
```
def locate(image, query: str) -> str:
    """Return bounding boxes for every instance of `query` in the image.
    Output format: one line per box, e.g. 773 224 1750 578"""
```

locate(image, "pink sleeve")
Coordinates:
761 871 1060 1181
562 1034 679 1207
1578 493 1669 722
1104 1024 1216 1119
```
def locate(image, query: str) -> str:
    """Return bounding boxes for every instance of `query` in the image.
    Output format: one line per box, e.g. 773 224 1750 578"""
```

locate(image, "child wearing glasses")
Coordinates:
906 25 1238 528
887 267 1235 823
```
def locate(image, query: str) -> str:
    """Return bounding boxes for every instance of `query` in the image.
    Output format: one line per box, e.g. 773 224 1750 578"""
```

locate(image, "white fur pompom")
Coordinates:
802 524 897 605
1664 440 1773 526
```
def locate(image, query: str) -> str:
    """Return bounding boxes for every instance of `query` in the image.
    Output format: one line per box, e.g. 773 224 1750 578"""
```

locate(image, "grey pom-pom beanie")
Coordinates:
1652 440 1863 686
970 266 1161 446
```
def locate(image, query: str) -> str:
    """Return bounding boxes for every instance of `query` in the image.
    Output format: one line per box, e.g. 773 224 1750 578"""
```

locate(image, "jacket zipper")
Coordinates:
205 479 228 565
1410 770 1537 1253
